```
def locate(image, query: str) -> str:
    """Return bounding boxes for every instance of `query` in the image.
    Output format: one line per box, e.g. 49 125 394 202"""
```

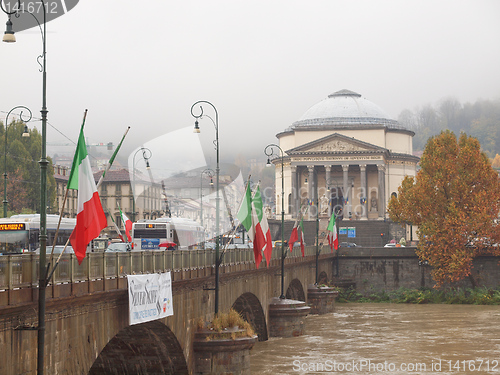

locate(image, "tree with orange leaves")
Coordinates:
388 131 500 287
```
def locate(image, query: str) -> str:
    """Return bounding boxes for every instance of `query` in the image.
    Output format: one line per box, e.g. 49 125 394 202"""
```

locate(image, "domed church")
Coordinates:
274 89 419 221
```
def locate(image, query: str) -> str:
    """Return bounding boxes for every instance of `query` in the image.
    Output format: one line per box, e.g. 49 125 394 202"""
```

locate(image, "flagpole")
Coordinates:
219 176 251 260
96 126 130 190
107 207 125 242
47 110 88 260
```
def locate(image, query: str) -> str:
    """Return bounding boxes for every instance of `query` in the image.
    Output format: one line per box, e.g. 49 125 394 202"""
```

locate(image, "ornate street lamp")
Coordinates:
200 168 214 229
132 147 152 222
265 143 286 299
1 1 48 373
191 101 221 314
3 105 31 217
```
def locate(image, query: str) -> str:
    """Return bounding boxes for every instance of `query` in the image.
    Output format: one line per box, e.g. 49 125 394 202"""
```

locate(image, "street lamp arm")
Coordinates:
3 105 32 218
0 0 20 15
132 147 152 222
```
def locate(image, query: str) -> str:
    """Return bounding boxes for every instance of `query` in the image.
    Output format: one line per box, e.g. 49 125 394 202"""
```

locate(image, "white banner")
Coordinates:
127 272 173 325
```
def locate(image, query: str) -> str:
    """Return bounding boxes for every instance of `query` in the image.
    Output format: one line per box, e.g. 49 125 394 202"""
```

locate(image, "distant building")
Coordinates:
53 167 163 237
274 89 419 220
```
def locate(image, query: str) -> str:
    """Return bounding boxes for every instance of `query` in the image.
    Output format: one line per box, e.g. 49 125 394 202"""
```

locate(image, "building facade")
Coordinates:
275 89 419 220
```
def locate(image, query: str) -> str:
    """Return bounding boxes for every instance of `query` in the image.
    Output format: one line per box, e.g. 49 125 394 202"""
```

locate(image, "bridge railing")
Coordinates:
0 245 329 306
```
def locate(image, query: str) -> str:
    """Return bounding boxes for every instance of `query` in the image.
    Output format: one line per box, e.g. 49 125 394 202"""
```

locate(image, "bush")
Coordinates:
335 286 500 305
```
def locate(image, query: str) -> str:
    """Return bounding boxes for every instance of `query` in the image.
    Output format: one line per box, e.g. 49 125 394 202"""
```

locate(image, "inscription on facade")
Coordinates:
292 156 382 162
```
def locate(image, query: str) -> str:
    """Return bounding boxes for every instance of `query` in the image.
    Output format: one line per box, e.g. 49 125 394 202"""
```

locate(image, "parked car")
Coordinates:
384 243 405 247
105 242 131 252
36 246 74 254
340 242 360 247
273 240 288 248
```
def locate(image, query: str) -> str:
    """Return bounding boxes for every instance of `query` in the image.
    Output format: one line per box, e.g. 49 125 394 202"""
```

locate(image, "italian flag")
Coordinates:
253 186 273 267
327 212 338 253
67 123 107 264
119 206 133 242
237 184 267 268
289 216 305 257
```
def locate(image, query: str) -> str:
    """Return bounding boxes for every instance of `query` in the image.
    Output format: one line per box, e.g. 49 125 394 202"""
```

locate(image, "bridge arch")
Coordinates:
285 278 306 301
232 292 268 341
88 320 188 375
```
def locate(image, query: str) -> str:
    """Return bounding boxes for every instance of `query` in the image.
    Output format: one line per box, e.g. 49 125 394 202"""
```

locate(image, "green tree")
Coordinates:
388 131 500 287
0 119 56 215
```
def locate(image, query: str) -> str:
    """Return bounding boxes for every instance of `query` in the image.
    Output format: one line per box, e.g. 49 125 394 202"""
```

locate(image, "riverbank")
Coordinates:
336 286 500 304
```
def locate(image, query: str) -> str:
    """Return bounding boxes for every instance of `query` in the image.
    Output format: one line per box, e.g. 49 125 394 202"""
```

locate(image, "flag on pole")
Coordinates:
252 185 273 266
119 205 133 242
107 208 125 243
96 126 130 189
289 214 305 257
237 184 264 268
327 212 338 253
67 122 107 264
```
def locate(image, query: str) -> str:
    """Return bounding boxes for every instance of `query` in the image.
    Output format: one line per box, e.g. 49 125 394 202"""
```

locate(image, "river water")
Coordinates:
250 303 500 375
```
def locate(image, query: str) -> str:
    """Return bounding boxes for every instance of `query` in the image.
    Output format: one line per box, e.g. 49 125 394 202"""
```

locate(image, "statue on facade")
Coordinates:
320 194 329 214
370 197 378 212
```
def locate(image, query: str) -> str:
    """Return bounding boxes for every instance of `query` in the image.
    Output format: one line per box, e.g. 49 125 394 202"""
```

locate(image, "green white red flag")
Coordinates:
96 126 130 189
67 123 107 264
252 185 273 266
327 211 338 253
289 214 305 257
119 205 133 242
237 184 263 267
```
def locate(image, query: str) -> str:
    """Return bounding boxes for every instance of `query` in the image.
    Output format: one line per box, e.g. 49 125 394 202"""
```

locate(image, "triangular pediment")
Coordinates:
286 133 386 155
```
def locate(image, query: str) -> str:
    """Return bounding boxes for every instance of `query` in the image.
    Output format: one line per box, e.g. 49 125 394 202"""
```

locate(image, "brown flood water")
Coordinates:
250 303 500 374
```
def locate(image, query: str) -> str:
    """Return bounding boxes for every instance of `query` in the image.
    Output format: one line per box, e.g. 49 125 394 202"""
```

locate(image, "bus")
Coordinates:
0 214 76 255
132 217 205 250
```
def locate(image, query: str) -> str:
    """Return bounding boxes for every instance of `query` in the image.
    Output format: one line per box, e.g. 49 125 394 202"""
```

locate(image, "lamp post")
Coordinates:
1 2 48 373
132 147 152 223
191 101 221 314
264 143 286 299
3 105 31 217
200 168 214 228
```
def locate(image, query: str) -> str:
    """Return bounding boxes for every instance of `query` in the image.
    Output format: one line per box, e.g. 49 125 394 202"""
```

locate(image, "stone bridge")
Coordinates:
0 247 335 374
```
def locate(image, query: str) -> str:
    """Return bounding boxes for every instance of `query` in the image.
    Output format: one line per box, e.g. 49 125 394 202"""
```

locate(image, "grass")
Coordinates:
335 286 500 305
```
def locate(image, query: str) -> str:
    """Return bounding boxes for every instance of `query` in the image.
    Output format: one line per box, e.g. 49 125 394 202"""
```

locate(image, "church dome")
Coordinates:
292 89 401 129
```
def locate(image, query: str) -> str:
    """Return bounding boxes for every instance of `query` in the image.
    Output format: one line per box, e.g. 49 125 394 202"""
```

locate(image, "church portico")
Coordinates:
273 90 419 222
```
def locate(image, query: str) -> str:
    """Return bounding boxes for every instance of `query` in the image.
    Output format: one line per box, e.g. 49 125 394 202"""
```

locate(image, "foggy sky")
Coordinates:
1 0 499 161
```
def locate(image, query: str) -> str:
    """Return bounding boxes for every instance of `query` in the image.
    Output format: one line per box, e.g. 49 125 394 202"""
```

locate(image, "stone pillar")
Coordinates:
325 165 331 217
291 165 298 218
194 331 257 374
268 297 311 337
360 164 367 220
307 284 339 315
308 165 314 220
342 165 349 218
377 164 386 219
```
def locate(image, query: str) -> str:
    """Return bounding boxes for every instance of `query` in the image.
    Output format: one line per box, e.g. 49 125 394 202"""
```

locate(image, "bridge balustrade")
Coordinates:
0 245 321 307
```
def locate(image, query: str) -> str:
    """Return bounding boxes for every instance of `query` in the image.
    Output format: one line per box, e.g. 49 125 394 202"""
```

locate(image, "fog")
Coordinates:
1 0 499 162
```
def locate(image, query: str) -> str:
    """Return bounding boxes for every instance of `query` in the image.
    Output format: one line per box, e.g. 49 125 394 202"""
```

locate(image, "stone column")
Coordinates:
360 164 367 220
308 165 315 220
291 165 298 218
342 165 349 218
325 165 331 217
377 164 386 219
